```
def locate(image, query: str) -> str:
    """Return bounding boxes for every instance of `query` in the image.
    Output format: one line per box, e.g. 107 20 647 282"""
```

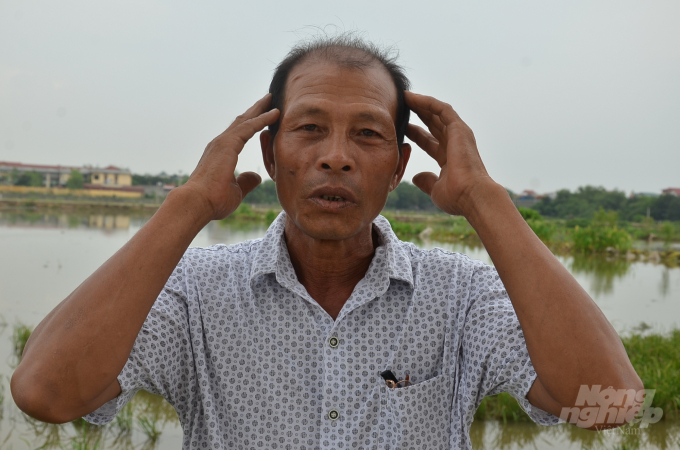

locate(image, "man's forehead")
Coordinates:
283 59 398 119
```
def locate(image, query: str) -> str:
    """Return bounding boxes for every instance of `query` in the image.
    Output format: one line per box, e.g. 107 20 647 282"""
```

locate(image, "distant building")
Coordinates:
513 189 543 208
0 161 133 188
86 165 133 187
630 192 660 198
662 188 680 197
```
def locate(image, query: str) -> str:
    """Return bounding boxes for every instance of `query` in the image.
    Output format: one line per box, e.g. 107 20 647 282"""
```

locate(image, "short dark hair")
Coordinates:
268 33 411 148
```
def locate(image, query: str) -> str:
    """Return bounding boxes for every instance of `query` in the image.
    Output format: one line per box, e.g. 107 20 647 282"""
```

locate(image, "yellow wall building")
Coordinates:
0 162 133 188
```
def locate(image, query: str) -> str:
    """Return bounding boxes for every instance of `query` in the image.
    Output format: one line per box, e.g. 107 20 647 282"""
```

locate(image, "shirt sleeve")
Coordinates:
460 262 561 426
83 257 196 425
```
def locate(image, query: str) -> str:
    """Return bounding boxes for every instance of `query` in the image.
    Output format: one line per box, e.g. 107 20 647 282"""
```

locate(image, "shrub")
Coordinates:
572 209 632 253
518 208 555 242
387 219 426 237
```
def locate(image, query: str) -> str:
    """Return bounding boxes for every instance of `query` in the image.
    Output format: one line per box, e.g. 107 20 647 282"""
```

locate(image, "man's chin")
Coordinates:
285 211 368 241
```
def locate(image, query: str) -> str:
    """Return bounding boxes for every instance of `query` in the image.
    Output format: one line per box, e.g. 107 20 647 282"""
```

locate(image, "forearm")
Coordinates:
11 187 212 422
461 181 642 407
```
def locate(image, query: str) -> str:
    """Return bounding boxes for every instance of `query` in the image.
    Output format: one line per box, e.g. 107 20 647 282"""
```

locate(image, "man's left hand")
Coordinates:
405 91 496 217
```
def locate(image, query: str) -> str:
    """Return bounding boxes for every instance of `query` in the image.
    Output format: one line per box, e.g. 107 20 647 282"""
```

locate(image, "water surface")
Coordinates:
0 210 677 448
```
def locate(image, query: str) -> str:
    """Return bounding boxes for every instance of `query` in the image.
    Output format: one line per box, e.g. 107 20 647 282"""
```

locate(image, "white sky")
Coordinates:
1 0 678 194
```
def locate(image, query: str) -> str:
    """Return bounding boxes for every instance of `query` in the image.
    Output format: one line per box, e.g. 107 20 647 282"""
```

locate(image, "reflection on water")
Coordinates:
569 253 632 296
0 209 678 448
0 210 137 231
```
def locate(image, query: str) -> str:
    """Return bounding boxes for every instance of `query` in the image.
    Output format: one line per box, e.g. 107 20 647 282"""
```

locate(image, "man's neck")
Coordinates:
284 217 378 320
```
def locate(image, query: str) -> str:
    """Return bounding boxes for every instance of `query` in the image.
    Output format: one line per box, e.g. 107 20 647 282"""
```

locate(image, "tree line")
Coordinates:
243 181 680 222
242 180 439 212
532 186 680 222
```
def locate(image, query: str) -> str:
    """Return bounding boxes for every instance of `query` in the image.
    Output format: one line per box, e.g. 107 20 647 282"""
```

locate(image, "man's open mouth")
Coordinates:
321 195 346 202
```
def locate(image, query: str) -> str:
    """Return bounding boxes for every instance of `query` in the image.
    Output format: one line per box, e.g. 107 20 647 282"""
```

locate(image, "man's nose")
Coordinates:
316 135 355 173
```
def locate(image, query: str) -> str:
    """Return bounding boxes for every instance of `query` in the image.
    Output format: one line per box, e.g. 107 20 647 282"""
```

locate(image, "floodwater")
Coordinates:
0 210 678 449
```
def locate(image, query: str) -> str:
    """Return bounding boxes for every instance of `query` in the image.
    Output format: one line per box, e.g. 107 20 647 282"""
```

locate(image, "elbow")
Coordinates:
10 365 75 424
563 372 653 431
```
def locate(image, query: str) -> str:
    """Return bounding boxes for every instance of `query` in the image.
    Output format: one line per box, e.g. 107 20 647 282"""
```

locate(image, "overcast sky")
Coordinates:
1 0 678 194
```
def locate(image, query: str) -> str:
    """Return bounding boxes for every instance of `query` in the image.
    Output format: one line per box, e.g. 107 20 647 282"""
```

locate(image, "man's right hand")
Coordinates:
10 94 279 424
180 93 280 221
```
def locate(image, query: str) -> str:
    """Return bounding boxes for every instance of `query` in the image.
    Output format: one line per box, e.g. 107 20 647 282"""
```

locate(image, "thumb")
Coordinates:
412 172 438 196
236 171 262 198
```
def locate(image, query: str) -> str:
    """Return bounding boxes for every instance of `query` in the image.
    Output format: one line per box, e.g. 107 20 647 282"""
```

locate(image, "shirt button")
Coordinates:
328 337 339 348
328 409 340 420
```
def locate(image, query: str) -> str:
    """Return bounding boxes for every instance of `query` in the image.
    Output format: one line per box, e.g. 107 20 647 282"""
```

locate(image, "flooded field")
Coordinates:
0 210 678 449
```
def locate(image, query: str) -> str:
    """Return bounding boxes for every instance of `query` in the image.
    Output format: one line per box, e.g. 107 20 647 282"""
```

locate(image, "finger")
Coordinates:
412 172 439 197
406 124 446 167
226 93 274 131
405 91 462 127
236 171 262 198
228 109 281 153
408 107 446 141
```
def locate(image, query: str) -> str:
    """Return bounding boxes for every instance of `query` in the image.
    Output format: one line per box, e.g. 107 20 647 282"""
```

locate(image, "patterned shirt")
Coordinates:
84 212 559 449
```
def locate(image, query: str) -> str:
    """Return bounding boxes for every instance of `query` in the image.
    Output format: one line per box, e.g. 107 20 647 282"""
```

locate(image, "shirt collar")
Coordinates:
249 211 414 292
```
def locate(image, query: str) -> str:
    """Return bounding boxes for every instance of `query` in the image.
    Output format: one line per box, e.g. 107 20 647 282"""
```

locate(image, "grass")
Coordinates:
137 416 161 442
474 329 680 423
11 323 34 365
622 329 680 420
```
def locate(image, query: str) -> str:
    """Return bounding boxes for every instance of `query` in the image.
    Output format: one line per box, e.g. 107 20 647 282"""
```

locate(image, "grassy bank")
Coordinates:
475 329 680 422
384 209 680 267
0 196 161 212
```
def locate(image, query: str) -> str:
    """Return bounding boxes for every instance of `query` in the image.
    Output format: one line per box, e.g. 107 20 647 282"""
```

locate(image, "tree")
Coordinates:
66 169 84 189
243 180 279 205
384 182 437 211
14 171 43 187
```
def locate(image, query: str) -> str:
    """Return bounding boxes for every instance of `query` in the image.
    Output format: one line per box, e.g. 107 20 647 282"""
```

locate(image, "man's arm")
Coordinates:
404 91 643 427
10 95 279 423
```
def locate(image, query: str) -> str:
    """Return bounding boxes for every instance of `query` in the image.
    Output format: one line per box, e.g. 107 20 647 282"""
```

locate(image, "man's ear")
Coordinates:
389 143 411 191
260 130 276 181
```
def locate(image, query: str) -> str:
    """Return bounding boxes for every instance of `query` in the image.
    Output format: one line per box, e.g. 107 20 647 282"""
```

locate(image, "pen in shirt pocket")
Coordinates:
380 370 411 389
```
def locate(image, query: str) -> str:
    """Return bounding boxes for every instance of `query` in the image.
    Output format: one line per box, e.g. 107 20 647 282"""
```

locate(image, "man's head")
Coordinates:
259 34 412 242
267 34 411 149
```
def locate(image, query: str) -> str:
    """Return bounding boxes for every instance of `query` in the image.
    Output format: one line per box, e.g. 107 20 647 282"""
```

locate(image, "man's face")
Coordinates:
260 59 410 241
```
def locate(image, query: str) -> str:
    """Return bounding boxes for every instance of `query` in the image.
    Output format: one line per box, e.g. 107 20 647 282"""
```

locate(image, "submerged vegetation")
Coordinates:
383 207 680 266
475 328 680 424
572 209 633 254
11 322 33 366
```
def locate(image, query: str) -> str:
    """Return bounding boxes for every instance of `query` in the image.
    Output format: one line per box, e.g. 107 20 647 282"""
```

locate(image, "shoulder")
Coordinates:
400 240 487 276
181 238 262 265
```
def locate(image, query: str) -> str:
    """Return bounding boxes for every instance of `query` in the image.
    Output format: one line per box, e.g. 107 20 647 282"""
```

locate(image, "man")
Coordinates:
12 35 642 449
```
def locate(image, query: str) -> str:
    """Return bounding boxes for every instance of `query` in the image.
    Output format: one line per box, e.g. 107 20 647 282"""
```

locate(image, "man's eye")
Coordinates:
303 124 317 131
360 129 377 137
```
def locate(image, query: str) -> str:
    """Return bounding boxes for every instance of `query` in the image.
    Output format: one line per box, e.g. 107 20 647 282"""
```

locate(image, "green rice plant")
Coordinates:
137 415 161 442
115 403 134 434
621 329 680 420
11 323 34 365
474 329 680 425
474 392 531 423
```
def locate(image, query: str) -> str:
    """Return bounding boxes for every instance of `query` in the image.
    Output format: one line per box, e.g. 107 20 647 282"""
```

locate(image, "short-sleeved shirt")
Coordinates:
84 212 559 449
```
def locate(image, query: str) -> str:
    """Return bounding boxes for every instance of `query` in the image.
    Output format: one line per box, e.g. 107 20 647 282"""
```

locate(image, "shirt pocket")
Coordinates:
379 373 454 450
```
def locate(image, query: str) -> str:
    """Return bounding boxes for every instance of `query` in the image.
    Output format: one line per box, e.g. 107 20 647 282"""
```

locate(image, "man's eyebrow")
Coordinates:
287 106 329 118
354 111 388 123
